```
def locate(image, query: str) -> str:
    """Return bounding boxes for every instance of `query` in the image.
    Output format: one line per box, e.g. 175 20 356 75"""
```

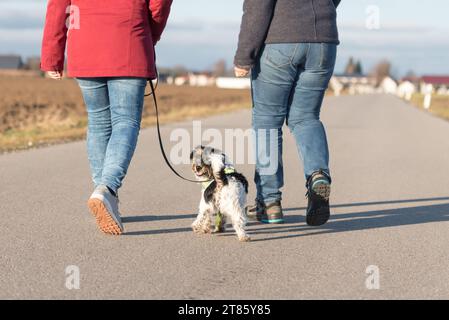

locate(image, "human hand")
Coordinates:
46 71 63 80
234 66 250 78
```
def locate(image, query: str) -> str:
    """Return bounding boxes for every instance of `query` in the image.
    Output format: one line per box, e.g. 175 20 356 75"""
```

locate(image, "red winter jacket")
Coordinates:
41 0 172 79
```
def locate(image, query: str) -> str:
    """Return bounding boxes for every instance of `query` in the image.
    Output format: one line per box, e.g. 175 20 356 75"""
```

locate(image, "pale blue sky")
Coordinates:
1 0 449 76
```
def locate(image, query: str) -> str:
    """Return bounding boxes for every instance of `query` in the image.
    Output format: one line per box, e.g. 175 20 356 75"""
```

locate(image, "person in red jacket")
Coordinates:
41 0 173 235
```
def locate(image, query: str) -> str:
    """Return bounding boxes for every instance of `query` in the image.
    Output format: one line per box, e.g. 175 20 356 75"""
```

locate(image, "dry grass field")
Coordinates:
0 76 251 152
410 93 449 122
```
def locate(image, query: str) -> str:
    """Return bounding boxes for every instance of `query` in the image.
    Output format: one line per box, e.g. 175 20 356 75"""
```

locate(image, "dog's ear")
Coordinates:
189 150 194 161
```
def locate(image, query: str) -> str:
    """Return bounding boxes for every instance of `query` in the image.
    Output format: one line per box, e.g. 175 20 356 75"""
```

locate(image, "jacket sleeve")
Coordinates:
149 0 173 44
333 0 341 8
234 0 276 68
40 0 71 72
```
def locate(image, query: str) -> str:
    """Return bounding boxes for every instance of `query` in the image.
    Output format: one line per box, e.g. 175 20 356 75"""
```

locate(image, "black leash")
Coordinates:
146 79 211 184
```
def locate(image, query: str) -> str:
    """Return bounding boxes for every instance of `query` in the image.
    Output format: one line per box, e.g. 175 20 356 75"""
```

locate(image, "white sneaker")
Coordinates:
87 185 124 235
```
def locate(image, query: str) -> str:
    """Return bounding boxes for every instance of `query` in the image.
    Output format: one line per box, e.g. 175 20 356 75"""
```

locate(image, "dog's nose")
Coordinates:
195 166 202 171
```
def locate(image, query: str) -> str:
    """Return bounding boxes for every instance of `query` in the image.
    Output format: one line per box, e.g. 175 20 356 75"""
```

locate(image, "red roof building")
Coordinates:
421 76 449 85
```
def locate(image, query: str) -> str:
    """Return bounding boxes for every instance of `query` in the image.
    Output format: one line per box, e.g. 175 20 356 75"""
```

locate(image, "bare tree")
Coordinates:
355 60 363 75
344 57 363 75
344 57 356 75
371 59 392 84
212 59 227 77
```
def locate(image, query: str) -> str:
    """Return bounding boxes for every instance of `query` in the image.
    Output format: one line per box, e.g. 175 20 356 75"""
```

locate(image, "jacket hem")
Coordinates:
67 69 157 79
265 38 340 45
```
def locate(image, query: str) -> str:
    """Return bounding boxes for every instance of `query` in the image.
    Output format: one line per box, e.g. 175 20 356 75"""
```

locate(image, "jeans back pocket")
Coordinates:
264 44 298 68
319 43 337 69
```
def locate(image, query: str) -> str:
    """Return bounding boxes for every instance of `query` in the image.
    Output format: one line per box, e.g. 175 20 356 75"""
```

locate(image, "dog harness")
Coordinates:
202 165 236 231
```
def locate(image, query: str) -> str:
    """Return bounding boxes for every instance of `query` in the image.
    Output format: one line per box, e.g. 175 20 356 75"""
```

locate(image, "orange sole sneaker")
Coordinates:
87 198 123 235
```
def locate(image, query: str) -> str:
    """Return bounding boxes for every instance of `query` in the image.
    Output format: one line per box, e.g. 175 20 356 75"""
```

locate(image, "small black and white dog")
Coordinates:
190 146 250 242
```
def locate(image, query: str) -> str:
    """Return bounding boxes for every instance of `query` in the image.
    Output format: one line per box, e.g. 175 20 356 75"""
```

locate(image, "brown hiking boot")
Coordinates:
246 199 265 221
258 201 284 224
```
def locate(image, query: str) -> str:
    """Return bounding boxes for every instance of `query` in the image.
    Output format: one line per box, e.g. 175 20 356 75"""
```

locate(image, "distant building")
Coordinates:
332 74 377 95
379 76 398 94
188 72 215 87
437 86 449 95
216 77 251 89
168 72 215 87
420 76 449 95
331 74 401 95
0 55 23 70
157 71 170 83
173 75 189 86
397 81 416 100
329 77 343 96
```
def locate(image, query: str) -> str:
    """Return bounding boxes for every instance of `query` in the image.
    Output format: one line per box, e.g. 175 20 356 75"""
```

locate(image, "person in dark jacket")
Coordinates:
41 0 173 235
235 0 341 225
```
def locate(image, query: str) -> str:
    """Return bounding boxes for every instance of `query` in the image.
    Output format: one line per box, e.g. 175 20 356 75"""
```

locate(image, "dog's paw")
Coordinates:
192 223 202 234
238 234 251 242
201 225 213 234
192 223 212 234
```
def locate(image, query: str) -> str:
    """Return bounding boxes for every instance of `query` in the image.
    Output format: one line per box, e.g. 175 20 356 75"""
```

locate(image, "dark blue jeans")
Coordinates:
251 43 336 204
77 77 147 194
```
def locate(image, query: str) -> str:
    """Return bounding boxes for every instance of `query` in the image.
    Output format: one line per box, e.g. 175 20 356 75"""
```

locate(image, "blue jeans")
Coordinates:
77 77 147 194
251 43 336 204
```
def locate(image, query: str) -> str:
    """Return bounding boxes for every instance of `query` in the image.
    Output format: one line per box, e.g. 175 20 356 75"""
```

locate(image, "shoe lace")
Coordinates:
306 171 329 199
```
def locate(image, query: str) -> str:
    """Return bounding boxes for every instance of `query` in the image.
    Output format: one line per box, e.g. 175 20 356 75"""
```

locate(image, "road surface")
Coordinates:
1 94 449 299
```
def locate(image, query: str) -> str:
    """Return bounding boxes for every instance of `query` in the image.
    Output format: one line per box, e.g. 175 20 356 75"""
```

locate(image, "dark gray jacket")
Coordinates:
235 0 341 67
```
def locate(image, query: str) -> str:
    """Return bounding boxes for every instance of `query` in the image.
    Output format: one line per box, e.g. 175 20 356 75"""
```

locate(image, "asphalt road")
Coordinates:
1 94 449 299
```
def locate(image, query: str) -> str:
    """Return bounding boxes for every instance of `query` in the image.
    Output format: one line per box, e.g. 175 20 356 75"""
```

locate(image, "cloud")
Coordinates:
156 20 240 69
160 21 449 74
163 20 240 47
0 0 46 23
0 29 43 57
335 23 449 75
339 23 449 48
0 0 45 54
0 11 45 29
